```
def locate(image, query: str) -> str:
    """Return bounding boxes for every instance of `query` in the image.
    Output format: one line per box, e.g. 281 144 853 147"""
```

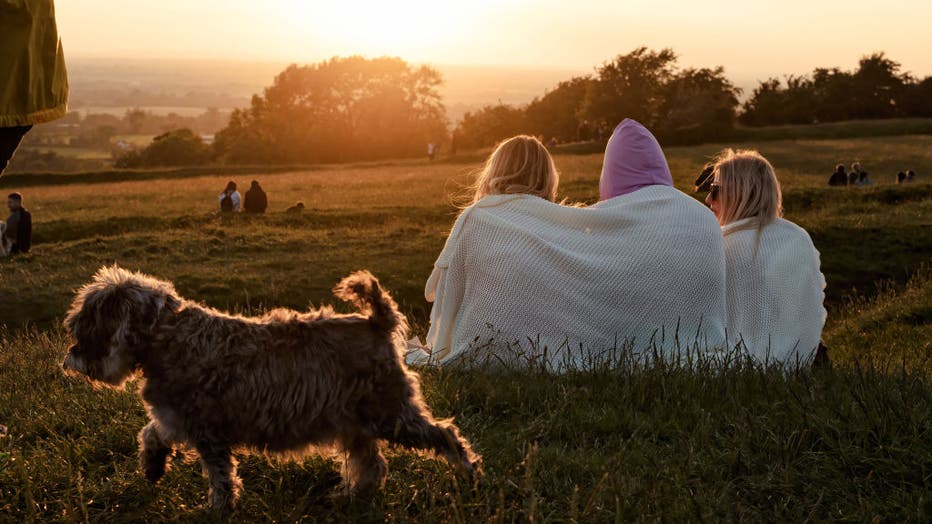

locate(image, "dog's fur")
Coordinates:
62 266 481 511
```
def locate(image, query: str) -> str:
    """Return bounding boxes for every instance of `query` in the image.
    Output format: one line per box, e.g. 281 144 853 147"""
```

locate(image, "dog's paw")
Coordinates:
140 447 173 483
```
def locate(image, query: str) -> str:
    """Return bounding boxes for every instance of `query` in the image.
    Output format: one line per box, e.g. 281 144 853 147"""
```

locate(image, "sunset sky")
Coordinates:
57 0 932 80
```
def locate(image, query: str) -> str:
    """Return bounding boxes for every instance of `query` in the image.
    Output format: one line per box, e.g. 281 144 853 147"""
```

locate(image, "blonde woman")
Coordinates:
706 149 826 364
409 123 726 370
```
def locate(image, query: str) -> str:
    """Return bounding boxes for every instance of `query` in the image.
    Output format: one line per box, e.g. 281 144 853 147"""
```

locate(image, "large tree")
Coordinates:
579 47 678 128
524 76 593 141
657 67 740 142
214 56 448 164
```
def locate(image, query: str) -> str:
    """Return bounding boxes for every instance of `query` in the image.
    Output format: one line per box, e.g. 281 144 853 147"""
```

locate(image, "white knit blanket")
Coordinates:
407 186 728 371
722 218 826 363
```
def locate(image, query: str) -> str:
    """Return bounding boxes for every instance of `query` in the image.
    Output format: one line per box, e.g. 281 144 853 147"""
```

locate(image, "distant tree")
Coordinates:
901 76 932 117
740 52 918 126
214 56 448 164
116 128 209 167
72 124 117 149
524 76 593 141
125 108 148 134
454 104 528 149
657 67 740 142
740 78 785 126
579 47 678 129
810 67 853 122
848 52 908 119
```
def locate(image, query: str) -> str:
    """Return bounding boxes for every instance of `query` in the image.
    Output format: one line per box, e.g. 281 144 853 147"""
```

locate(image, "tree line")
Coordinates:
740 52 932 125
119 49 932 167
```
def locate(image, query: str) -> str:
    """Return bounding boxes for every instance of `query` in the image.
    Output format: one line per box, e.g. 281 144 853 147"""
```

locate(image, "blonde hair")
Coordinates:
472 135 559 203
713 149 783 227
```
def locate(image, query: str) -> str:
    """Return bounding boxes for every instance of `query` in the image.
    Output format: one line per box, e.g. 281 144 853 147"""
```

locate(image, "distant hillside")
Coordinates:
67 56 583 122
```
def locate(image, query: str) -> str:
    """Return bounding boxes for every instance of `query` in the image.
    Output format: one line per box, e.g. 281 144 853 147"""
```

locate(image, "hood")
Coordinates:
599 119 673 200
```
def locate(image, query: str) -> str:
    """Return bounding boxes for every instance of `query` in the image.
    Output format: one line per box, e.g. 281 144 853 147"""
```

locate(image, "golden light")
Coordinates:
283 0 497 59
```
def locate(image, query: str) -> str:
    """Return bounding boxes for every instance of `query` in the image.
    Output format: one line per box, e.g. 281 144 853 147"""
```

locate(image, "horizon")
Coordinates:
57 0 932 81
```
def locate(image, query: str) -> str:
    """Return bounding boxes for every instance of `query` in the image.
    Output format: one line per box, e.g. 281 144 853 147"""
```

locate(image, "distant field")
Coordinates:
18 146 112 160
0 134 929 521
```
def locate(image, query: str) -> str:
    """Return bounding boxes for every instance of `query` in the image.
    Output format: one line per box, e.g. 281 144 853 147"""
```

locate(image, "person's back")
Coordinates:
708 150 826 364
429 189 726 368
243 180 268 213
415 124 727 371
218 181 240 213
5 192 31 254
828 165 847 186
722 219 825 362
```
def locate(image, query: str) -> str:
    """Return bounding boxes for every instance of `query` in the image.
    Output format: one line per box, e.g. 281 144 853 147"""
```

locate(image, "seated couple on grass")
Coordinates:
406 119 826 372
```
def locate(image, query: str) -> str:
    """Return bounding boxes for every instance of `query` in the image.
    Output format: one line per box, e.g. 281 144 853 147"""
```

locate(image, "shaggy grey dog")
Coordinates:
62 266 481 511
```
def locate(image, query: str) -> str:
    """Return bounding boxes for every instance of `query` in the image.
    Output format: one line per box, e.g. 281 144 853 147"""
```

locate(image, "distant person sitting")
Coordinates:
243 180 268 213
286 201 305 214
218 181 241 213
905 170 916 183
851 162 871 186
4 192 32 254
828 164 847 186
897 171 907 184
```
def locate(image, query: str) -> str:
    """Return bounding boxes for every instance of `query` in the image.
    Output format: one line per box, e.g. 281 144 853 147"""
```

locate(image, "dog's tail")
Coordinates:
333 271 409 339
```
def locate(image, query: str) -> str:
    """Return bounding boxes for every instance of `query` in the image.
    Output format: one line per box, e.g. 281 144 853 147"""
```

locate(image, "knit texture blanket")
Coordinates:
722 218 827 363
407 186 728 371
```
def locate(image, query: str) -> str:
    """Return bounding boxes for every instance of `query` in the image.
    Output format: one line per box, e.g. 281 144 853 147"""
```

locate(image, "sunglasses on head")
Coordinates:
708 183 720 200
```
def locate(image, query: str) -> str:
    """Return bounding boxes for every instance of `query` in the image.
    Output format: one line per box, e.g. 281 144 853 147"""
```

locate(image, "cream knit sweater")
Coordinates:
721 217 827 363
406 186 728 371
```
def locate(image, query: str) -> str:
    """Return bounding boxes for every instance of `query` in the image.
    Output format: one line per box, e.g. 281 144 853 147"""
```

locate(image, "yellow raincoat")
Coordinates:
0 0 68 127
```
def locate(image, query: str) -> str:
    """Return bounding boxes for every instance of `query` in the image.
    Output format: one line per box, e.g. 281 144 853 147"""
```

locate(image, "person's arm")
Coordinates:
412 209 473 366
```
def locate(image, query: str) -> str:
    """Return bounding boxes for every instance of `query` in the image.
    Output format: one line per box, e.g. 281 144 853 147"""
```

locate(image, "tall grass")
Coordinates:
0 268 929 521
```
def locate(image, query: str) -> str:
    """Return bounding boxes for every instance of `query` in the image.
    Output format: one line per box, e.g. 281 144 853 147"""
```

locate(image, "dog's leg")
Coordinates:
195 442 242 512
138 421 174 482
382 408 482 476
340 434 387 497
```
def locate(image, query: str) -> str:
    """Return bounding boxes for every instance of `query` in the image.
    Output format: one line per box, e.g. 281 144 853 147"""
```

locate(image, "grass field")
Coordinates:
0 134 930 521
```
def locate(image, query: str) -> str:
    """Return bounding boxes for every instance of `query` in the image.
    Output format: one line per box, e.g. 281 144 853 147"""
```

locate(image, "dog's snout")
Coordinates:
62 346 81 372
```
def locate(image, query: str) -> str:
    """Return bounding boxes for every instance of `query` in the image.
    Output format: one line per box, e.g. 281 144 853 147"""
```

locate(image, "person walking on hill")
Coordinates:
243 180 268 213
0 0 69 177
828 164 848 186
218 181 241 213
905 170 916 183
4 193 32 255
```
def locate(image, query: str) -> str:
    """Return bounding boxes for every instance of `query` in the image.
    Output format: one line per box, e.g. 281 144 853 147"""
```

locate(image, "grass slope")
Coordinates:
0 134 930 521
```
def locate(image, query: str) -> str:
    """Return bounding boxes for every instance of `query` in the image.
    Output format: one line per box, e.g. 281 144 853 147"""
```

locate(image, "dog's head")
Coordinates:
62 265 181 386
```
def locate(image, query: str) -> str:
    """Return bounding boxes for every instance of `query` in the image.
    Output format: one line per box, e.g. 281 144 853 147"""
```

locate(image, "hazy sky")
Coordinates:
57 0 932 81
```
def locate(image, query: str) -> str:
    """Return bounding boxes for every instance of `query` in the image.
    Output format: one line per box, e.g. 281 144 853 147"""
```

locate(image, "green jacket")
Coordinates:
0 0 68 127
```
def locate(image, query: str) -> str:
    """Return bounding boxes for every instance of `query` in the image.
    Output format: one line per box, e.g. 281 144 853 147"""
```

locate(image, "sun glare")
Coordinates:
284 0 490 60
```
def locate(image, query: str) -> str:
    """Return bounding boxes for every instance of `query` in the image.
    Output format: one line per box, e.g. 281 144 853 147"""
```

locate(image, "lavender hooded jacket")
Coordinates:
599 119 673 200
